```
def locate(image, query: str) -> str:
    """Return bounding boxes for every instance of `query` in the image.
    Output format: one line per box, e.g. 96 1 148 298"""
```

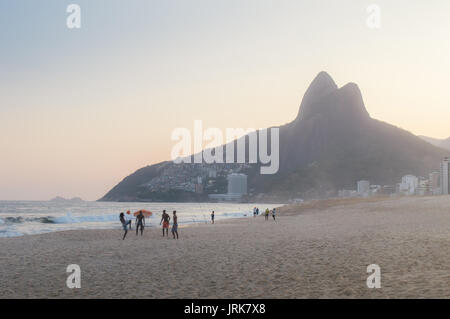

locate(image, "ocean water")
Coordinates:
0 201 281 238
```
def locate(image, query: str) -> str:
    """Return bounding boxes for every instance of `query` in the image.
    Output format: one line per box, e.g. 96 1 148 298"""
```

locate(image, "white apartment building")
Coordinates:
357 180 370 197
399 175 418 195
441 157 450 195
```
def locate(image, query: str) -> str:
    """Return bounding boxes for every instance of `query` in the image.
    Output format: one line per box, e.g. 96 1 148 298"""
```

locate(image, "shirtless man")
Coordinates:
160 210 170 237
135 211 145 236
171 210 179 239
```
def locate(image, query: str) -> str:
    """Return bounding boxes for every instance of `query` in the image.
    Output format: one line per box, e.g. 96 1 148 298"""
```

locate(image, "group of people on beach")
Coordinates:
253 207 276 221
120 206 276 240
119 210 179 240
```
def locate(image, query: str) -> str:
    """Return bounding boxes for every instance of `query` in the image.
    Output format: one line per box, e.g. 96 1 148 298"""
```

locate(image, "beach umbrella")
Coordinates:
133 209 152 217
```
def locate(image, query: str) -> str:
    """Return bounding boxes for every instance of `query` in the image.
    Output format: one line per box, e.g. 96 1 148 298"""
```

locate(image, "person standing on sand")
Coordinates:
211 211 215 224
253 207 257 218
160 210 170 237
265 208 270 221
256 207 259 216
135 211 145 236
272 208 276 221
171 210 179 239
120 212 131 240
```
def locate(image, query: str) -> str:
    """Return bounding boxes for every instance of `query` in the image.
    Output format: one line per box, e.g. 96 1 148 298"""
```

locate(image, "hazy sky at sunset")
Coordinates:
1 0 450 200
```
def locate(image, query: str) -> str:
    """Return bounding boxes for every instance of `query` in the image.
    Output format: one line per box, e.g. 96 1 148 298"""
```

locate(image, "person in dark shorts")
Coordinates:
272 208 276 221
119 212 131 240
160 210 170 237
211 210 215 224
135 211 145 236
171 210 179 239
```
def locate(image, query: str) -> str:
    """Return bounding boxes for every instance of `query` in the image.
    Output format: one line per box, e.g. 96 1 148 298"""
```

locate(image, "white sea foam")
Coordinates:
51 212 121 224
0 224 24 238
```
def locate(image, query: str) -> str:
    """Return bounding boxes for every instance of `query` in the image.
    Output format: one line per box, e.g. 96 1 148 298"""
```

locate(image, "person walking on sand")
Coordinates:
135 211 145 236
265 208 270 221
253 207 257 218
256 207 259 216
272 208 276 221
171 210 179 239
160 210 170 237
120 212 131 240
211 210 215 224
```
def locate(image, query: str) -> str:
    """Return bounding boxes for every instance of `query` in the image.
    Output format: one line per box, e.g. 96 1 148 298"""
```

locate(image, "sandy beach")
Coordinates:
1 196 449 299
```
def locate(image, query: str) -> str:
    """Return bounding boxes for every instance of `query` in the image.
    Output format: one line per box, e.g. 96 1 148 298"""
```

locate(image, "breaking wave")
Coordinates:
2 216 55 224
51 212 121 224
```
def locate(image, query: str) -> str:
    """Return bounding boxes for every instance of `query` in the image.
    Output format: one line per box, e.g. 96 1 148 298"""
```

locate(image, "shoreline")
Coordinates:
0 195 429 240
0 213 252 239
0 202 268 238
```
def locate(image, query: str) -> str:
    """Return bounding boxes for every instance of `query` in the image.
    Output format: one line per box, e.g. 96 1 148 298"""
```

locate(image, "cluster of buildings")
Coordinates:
142 162 249 200
143 156 450 201
340 157 450 198
144 163 207 193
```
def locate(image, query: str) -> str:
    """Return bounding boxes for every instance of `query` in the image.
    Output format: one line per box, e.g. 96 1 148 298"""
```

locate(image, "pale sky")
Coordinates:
1 0 450 200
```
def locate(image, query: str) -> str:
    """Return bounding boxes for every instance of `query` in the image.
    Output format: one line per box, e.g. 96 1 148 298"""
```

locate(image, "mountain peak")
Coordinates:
314 71 337 86
296 72 338 121
335 82 370 119
296 73 370 122
306 71 338 96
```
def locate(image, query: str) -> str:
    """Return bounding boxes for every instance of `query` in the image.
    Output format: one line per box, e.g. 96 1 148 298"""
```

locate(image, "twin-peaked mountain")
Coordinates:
100 72 448 202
